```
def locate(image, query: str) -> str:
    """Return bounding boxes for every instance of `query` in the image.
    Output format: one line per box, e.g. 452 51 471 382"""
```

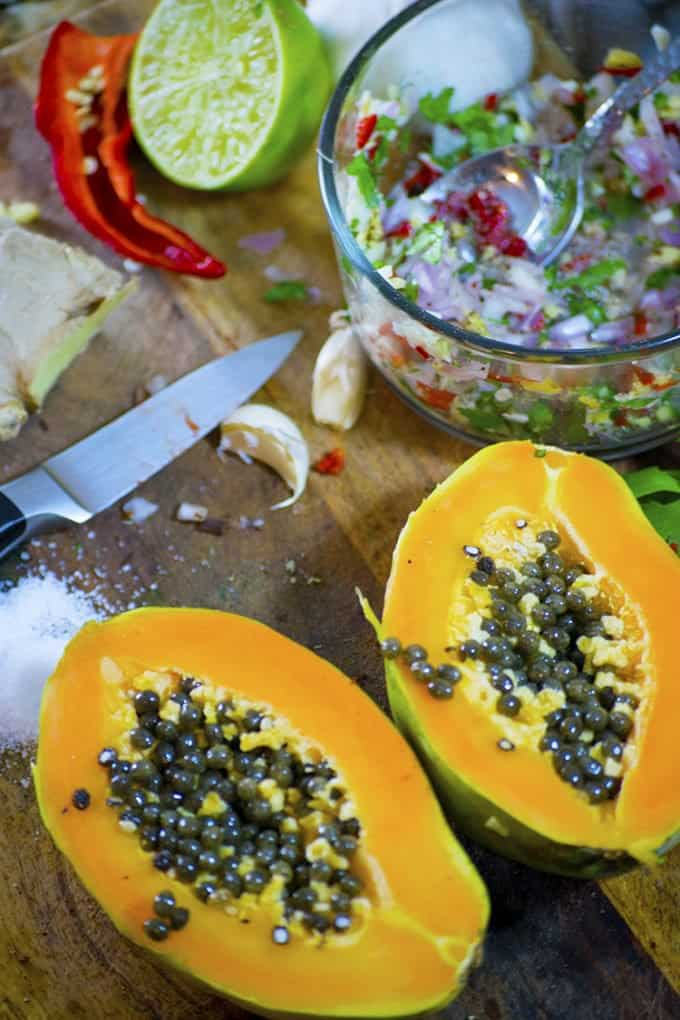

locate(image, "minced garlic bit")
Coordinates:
176 502 209 523
0 201 39 225
82 156 99 176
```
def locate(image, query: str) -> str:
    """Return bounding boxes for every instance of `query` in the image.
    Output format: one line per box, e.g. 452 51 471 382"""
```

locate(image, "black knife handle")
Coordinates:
0 492 27 559
0 467 92 562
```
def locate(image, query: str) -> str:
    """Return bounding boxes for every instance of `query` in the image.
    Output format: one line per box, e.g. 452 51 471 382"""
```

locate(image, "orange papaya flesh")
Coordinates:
35 608 489 1018
373 441 680 877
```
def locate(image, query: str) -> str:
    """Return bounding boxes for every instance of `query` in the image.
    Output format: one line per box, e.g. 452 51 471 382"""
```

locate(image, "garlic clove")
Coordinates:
219 404 309 510
312 311 368 431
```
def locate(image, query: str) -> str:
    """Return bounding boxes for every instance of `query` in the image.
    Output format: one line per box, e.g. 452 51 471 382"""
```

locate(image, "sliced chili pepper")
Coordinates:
36 21 225 278
414 345 431 361
416 383 454 411
483 93 498 111
312 448 345 476
355 113 377 150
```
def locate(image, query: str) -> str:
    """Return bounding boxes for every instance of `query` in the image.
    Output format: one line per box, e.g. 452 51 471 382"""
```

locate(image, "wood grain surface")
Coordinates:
0 3 678 1018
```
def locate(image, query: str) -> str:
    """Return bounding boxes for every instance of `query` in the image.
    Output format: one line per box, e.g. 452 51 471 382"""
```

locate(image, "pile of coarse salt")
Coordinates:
0 571 111 749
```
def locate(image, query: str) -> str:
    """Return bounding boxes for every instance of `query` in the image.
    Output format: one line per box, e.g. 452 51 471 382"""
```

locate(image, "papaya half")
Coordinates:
367 441 680 878
34 608 489 1019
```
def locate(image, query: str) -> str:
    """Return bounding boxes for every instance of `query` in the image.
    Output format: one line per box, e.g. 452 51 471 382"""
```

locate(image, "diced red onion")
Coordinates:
620 137 667 186
659 225 680 246
237 229 285 255
590 317 634 344
382 189 413 233
548 313 592 343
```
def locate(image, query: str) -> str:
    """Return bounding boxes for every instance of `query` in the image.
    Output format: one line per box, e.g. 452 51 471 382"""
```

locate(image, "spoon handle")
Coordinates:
575 35 680 159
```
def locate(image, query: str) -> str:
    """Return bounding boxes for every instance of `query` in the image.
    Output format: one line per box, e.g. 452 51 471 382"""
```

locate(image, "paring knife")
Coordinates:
0 330 301 560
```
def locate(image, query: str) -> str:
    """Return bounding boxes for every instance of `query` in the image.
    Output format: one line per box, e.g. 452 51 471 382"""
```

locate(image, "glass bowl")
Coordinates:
318 0 680 458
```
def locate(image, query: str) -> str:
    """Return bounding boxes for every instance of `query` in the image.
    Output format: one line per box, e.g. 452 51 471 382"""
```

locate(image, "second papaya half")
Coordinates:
370 441 680 878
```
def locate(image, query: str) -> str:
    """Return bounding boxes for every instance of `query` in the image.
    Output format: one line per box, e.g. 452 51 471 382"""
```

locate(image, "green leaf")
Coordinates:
604 192 642 221
375 115 398 133
263 281 308 303
418 87 456 124
528 401 553 432
646 266 680 291
554 257 626 291
408 221 446 264
624 466 680 501
638 500 680 544
566 294 607 325
346 153 379 208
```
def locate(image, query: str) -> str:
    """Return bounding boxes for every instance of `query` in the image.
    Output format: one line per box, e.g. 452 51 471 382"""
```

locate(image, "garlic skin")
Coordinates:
219 404 309 510
312 311 368 431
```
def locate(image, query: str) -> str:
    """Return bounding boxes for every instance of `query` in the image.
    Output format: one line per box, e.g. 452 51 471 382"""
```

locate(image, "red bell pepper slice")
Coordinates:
36 21 225 278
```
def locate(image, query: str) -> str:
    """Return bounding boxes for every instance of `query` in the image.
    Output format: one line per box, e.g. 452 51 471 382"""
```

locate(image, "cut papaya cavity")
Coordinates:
34 608 489 1018
366 441 680 878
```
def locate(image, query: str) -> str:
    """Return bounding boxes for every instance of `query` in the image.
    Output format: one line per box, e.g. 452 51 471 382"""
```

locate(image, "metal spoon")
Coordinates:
442 35 680 265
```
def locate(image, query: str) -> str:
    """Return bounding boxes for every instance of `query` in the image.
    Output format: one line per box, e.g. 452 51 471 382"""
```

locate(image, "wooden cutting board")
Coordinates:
0 3 678 1017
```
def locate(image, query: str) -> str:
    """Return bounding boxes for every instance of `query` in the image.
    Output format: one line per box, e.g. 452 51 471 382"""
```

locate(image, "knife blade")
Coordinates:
0 330 300 559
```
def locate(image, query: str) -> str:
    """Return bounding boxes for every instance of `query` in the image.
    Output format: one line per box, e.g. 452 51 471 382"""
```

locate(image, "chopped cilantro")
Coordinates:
263 281 308 302
534 448 547 458
371 135 390 171
653 92 670 112
346 153 379 208
670 71 680 84
418 87 456 124
408 221 446 264
449 103 516 155
566 294 606 325
605 192 641 220
554 257 626 291
403 280 419 302
646 266 680 290
398 127 412 153
528 402 554 432
376 115 398 133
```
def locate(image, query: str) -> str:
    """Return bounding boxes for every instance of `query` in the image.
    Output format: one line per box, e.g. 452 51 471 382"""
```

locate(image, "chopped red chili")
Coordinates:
355 113 377 150
416 383 454 411
633 311 648 337
600 65 641 78
404 162 441 197
643 183 666 203
632 364 655 385
483 93 498 111
385 220 413 239
499 234 527 257
36 21 225 278
414 345 431 360
312 448 345 476
662 121 680 139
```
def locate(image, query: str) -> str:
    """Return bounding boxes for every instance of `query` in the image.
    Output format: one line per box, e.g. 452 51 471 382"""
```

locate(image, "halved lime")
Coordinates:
128 0 332 191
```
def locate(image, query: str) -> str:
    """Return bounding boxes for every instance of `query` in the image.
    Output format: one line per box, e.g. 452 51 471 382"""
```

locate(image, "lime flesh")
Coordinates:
129 0 332 191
